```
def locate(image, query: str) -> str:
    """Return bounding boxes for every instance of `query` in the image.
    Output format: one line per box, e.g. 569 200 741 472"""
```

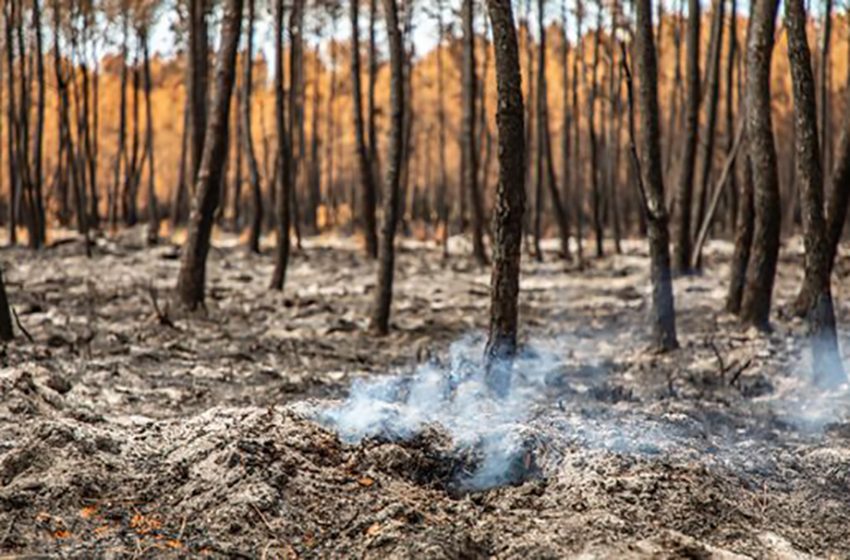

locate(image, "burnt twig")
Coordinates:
11 307 34 344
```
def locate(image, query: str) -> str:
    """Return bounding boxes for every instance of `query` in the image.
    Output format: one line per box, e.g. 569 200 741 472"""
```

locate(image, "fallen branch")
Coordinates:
690 119 746 268
11 307 34 344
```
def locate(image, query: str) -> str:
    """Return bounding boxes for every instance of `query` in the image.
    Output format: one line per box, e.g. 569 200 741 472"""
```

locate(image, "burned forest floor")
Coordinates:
2 228 850 559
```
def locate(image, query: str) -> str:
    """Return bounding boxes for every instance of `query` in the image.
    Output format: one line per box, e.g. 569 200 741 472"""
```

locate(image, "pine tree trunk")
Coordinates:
672 0 700 273
176 0 243 309
352 0 379 259
141 26 158 245
189 0 209 185
739 0 780 329
0 266 13 341
463 0 488 266
369 0 405 335
784 0 845 387
630 0 679 351
270 0 293 291
243 0 263 254
483 0 525 393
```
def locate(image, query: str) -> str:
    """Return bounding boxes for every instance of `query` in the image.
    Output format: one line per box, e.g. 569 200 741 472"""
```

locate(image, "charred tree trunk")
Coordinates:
819 0 833 176
537 0 569 260
672 0 700 273
306 41 322 234
691 0 725 268
243 0 263 254
189 0 209 185
288 0 304 251
572 7 584 262
141 26 158 245
369 0 405 335
627 0 679 351
784 0 845 387
436 0 449 257
0 266 12 341
176 0 243 309
367 0 381 198
111 8 128 231
463 0 488 266
31 0 45 248
739 0 780 329
4 1 16 245
588 9 603 258
351 0 379 259
271 0 293 291
559 0 572 259
483 0 525 393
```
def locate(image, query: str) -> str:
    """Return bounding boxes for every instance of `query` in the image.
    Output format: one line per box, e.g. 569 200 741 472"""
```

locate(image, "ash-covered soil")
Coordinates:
2 229 850 559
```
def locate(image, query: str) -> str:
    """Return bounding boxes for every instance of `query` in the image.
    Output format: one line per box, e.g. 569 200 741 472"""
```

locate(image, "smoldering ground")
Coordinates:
2 234 850 557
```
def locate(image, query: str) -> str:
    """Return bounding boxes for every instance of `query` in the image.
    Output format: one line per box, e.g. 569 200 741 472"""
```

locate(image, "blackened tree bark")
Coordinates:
0 266 12 341
4 0 17 245
630 0 678 351
31 0 46 248
176 0 243 309
483 0 525 392
369 0 405 335
784 0 846 387
243 0 263 254
288 0 304 251
587 8 603 258
572 6 584 262
559 0 572 259
537 0 570 259
271 0 293 291
462 0 488 266
672 0 699 273
189 0 209 185
351 0 379 259
819 0 833 176
111 7 128 230
141 25 158 245
367 0 380 194
691 0 725 267
436 0 449 257
171 100 190 229
739 0 780 329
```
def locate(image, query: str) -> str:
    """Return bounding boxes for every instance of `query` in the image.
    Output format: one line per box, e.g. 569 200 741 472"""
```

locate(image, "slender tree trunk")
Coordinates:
588 9 603 258
436 0 449 257
572 8 584 262
819 0 833 177
367 0 381 197
351 0 379 259
369 0 405 335
271 0 293 291
691 0 725 268
628 0 679 351
537 0 569 260
141 26 158 245
243 0 263 254
0 266 12 341
176 0 243 309
559 0 572 259
288 0 304 250
672 0 700 273
31 0 45 248
3 1 16 245
484 0 525 394
784 0 845 387
723 0 738 234
189 0 209 185
112 8 128 231
306 41 321 233
739 0 780 329
463 0 488 266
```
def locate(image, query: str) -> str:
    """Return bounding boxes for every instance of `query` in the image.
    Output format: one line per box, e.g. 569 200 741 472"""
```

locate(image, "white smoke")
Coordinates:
318 335 561 489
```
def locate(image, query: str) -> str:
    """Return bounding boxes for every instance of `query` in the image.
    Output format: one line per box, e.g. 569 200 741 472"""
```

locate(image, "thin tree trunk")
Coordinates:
176 0 243 309
189 0 209 185
141 25 158 245
691 0 726 269
0 267 13 341
572 7 584 262
3 1 17 245
626 0 679 351
369 0 405 335
559 0 572 259
483 0 525 394
171 100 190 230
112 7 128 231
271 0 293 291
463 0 488 266
588 8 603 258
537 0 569 260
819 0 833 177
367 0 381 198
352 0 379 259
672 0 700 273
243 0 263 254
436 0 449 257
31 0 45 248
739 0 780 329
